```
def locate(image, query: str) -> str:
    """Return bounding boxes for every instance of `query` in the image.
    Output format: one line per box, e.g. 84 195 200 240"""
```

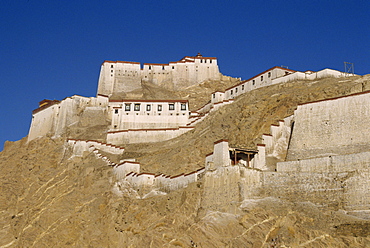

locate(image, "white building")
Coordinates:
97 53 221 96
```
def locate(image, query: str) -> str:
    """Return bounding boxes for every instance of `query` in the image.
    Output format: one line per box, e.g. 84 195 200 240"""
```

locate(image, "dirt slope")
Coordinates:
1 75 370 247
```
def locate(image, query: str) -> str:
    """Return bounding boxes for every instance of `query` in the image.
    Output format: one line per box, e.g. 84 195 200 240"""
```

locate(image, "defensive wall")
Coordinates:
287 91 370 160
106 126 193 145
66 138 205 198
28 95 108 142
203 91 370 217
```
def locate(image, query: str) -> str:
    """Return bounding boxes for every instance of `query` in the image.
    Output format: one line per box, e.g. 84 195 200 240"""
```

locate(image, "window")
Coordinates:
181 103 186 110
252 80 255 85
213 93 215 98
235 88 238 93
169 103 175 110
210 60 212 63
158 104 162 111
172 66 174 69
231 90 233 95
242 85 244 90
261 76 263 81
114 109 119 114
110 65 113 68
201 59 203 63
146 104 151 111
162 66 165 70
125 103 131 111
134 103 140 111
111 70 113 73
149 66 151 70
268 72 271 78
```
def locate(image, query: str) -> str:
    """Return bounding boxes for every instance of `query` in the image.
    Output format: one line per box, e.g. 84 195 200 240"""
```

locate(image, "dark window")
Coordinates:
181 103 186 111
231 90 233 95
111 70 113 73
268 72 271 78
162 66 165 70
146 104 151 111
149 66 151 70
172 66 174 69
261 76 263 81
210 60 212 63
252 80 255 85
158 104 162 111
110 65 114 68
114 109 119 114
235 88 238 93
213 93 215 98
242 85 244 90
169 103 175 110
134 103 140 111
201 59 203 63
125 104 131 111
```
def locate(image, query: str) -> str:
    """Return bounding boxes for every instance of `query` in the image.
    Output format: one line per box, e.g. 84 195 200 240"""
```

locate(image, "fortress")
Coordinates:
28 54 350 145
26 54 370 218
97 53 220 96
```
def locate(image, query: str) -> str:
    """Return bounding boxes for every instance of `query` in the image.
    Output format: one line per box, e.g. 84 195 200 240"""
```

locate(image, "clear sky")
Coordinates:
1 0 369 150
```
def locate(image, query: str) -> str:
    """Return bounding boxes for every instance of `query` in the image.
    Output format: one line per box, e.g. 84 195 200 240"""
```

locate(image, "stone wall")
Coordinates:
287 91 370 160
106 126 193 145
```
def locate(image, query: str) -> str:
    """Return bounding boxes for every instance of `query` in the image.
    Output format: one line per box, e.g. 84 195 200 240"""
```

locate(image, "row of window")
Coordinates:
114 103 187 113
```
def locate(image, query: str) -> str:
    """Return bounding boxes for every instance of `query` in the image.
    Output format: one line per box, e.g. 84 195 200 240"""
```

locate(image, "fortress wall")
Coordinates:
239 168 263 199
262 116 293 169
287 92 370 160
261 171 344 208
113 162 140 181
278 151 370 173
251 144 266 170
28 103 58 142
106 127 192 145
202 166 241 212
271 151 370 211
97 61 142 96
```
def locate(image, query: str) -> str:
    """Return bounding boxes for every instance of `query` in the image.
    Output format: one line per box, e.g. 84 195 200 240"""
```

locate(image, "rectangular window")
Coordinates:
231 90 233 95
134 103 140 111
114 109 119 114
268 72 271 78
252 80 255 85
242 85 244 90
146 104 151 111
169 103 175 110
125 104 131 111
261 76 263 81
235 88 238 93
181 103 186 110
158 104 162 111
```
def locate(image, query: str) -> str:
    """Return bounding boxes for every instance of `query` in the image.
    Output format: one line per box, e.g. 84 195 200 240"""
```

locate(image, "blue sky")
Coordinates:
1 0 369 150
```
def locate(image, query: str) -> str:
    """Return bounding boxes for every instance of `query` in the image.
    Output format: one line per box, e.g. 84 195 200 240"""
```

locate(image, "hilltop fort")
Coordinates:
2 54 370 247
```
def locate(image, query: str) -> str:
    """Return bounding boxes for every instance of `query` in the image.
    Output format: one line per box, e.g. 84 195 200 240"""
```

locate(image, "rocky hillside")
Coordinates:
1 74 370 247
